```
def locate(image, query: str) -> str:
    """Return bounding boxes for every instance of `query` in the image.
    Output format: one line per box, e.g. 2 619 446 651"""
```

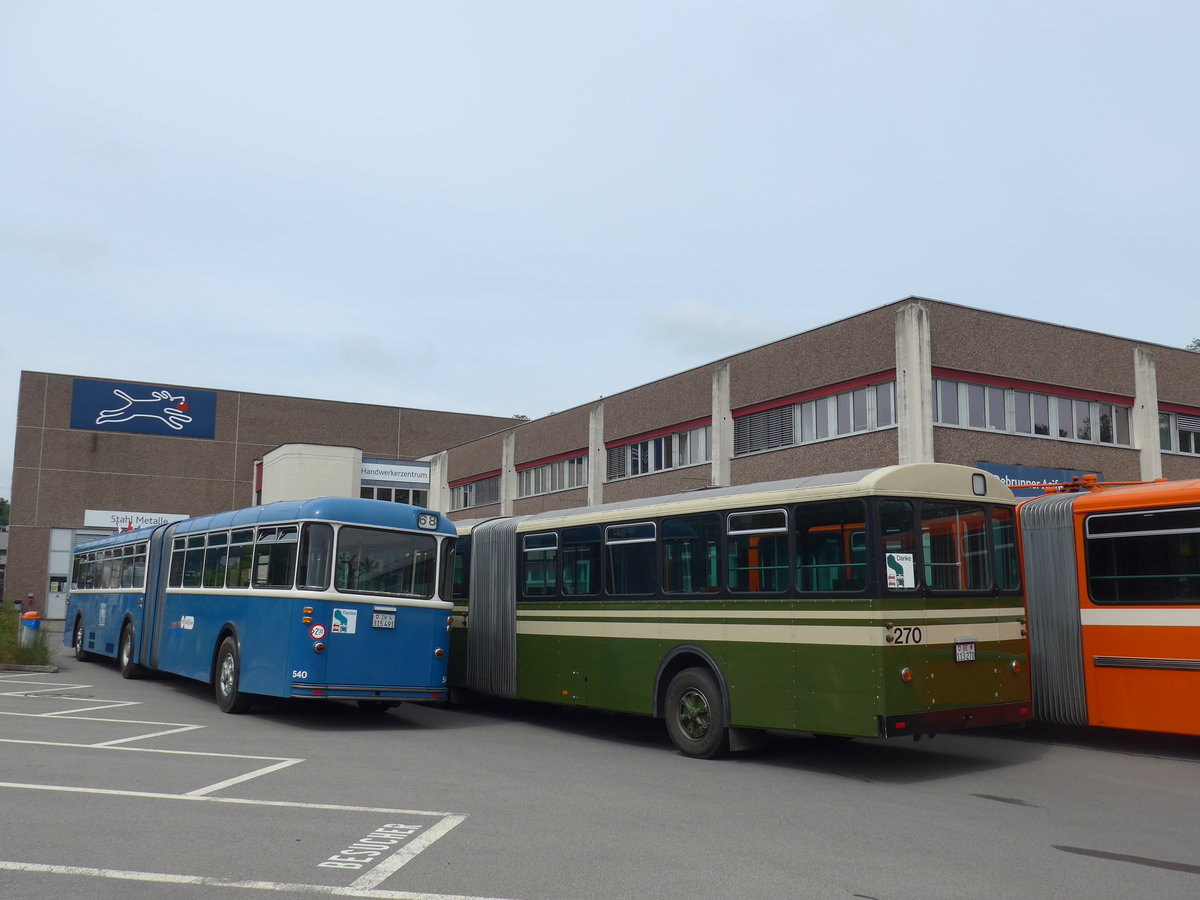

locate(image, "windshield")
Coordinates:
334 526 439 599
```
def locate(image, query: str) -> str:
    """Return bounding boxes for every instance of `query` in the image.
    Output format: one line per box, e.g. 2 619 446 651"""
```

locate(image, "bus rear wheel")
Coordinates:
73 617 91 662
215 637 253 714
118 624 144 679
665 667 730 759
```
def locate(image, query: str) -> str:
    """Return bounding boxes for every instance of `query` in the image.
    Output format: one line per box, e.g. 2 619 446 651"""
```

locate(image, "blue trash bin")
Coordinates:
18 611 41 648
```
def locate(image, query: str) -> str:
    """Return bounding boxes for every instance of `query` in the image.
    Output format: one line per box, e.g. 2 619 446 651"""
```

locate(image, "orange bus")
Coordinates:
1018 476 1200 734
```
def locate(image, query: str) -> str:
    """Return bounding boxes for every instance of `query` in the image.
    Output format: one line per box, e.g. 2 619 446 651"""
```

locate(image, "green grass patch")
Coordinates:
0 606 53 666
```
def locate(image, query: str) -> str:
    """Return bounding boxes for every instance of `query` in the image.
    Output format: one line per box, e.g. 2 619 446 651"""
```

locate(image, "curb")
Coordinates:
0 664 60 673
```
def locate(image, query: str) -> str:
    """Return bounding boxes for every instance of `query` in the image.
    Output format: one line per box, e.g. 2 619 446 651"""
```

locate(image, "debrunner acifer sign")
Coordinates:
70 378 217 439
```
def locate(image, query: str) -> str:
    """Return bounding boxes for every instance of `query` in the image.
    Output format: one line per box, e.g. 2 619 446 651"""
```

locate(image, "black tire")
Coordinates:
72 617 92 662
664 667 730 759
118 624 143 679
214 636 252 714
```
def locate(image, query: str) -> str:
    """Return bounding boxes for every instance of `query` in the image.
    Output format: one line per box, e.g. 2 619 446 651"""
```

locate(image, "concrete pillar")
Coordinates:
710 363 732 487
895 301 935 464
501 431 517 517
1132 346 1163 481
588 402 605 506
426 450 450 513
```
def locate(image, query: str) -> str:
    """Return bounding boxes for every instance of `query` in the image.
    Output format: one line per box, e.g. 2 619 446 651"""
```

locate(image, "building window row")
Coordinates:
606 424 712 481
933 378 1131 446
518 454 589 498
733 382 895 457
451 475 501 511
361 486 429 507
1161 412 1200 455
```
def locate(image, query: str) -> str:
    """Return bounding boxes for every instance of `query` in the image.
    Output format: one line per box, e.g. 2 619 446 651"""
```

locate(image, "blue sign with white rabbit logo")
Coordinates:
70 378 217 438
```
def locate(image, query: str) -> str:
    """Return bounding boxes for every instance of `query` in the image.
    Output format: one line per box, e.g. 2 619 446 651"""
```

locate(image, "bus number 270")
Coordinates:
890 626 923 645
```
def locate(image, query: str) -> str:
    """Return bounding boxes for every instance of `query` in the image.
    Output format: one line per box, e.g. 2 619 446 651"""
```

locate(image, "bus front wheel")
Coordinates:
73 617 91 662
119 625 144 679
664 667 730 759
215 637 253 714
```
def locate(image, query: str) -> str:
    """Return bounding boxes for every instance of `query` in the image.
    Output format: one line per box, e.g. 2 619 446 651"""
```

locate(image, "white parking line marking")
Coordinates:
0 861 519 900
186 758 306 797
0 781 454 816
0 736 302 793
349 815 469 892
92 724 206 745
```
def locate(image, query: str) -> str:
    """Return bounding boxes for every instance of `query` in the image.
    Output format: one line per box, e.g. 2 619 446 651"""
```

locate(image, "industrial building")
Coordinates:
9 297 1200 616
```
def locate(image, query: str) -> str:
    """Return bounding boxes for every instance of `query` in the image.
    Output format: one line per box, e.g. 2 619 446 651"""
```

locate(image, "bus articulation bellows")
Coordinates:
450 464 1032 757
65 497 457 713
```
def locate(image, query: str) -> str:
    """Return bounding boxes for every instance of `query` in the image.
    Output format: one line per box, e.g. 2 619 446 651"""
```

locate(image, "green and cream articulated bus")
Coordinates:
449 464 1032 757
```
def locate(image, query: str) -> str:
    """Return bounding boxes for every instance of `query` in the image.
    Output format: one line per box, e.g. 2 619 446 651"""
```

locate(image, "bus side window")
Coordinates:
452 537 471 600
605 522 657 596
72 553 86 590
662 514 721 594
439 537 457 603
879 500 918 591
727 510 788 594
795 500 867 593
169 537 186 587
1086 508 1200 603
226 530 254 588
991 507 1020 591
133 542 148 589
921 502 990 591
562 526 601 596
523 533 558 598
254 525 299 589
99 549 116 590
183 536 205 588
203 532 229 588
297 523 333 591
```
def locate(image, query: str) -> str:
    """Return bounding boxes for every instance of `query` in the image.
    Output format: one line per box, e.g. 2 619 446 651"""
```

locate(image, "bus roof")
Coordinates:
456 463 1014 534
1021 477 1200 515
74 497 455 554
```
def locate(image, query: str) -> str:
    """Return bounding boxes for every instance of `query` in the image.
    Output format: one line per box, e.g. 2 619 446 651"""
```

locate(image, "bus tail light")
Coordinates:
1011 659 1022 675
313 642 326 654
434 648 444 659
900 667 913 683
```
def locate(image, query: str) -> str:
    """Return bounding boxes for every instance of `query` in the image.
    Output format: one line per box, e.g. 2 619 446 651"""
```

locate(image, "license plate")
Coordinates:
371 613 395 629
955 641 976 663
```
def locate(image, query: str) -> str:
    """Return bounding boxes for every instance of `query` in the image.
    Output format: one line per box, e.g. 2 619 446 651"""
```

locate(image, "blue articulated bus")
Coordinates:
65 497 457 713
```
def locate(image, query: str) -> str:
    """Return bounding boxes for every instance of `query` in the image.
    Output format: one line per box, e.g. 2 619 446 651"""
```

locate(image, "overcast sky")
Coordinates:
3 2 1198 498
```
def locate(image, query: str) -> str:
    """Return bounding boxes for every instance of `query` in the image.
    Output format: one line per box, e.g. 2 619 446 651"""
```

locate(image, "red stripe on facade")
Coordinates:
732 371 895 419
448 469 501 488
605 417 712 450
1160 401 1200 415
930 367 1133 405
515 448 589 471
